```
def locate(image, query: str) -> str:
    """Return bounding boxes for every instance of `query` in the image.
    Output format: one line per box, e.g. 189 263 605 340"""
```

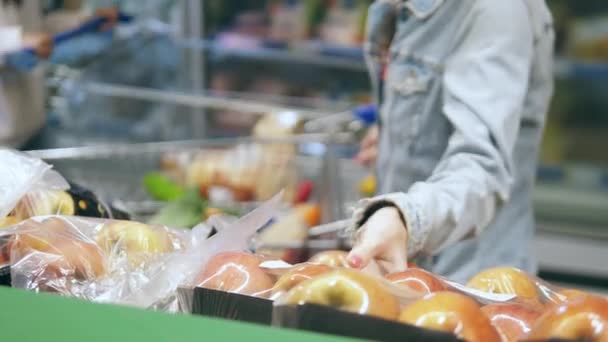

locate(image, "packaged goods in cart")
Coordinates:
158 143 300 204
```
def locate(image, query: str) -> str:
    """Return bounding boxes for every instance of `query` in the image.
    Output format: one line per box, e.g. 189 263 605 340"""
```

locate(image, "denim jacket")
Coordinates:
363 0 554 282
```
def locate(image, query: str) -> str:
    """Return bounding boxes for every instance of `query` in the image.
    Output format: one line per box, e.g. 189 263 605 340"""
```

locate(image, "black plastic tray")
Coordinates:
0 266 10 287
177 287 273 325
272 303 462 342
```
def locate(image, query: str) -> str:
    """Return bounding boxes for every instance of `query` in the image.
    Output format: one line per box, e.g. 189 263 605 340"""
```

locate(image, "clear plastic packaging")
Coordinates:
0 149 111 230
161 143 298 203
0 149 69 222
147 192 285 313
0 215 189 308
271 257 607 342
176 192 283 300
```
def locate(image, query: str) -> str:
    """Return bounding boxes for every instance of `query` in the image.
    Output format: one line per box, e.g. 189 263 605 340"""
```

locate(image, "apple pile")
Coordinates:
194 249 608 342
2 216 185 293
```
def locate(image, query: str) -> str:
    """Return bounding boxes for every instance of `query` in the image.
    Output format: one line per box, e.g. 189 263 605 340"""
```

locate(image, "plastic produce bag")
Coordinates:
126 191 284 311
0 215 188 306
0 149 69 221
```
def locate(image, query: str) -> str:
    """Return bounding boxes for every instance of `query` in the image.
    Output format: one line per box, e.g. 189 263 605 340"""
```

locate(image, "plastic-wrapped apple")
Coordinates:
278 268 400 320
551 288 593 305
527 295 608 341
96 221 175 267
308 250 349 268
466 267 539 305
385 268 446 294
0 216 21 229
10 218 106 281
270 263 333 299
399 292 501 342
13 190 75 217
481 302 541 342
194 252 275 298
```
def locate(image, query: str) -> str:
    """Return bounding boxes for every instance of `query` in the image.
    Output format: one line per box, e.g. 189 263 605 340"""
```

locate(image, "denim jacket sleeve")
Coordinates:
367 0 535 257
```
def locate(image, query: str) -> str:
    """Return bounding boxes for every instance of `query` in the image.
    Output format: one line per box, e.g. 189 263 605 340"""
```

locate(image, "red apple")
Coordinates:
194 251 275 298
10 217 106 281
308 250 349 268
271 263 333 299
279 268 400 320
399 292 502 342
481 302 542 342
466 267 540 305
527 295 608 341
385 268 446 294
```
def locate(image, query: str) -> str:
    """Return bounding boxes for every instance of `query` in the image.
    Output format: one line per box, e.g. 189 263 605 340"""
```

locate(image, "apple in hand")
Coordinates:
527 295 608 341
194 252 275 298
385 268 446 294
399 292 501 342
279 268 400 320
308 250 349 268
271 263 333 299
481 302 541 342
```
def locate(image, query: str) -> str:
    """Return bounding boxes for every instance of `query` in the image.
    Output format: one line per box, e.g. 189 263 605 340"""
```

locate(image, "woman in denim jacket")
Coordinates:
348 0 554 283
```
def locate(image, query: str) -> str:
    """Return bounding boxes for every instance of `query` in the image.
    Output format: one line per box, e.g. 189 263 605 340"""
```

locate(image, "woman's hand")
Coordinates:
347 206 409 275
355 125 379 167
23 33 53 59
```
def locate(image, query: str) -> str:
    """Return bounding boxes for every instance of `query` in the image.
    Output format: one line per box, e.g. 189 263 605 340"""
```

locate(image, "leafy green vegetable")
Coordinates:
143 172 185 201
149 189 206 229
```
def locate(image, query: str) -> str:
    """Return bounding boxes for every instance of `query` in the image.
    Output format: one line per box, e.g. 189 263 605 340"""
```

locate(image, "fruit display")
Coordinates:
528 295 608 341
307 250 350 268
194 251 276 298
278 268 401 320
466 266 541 306
179 240 606 341
1 215 187 304
399 292 502 342
481 302 542 342
270 263 332 299
385 268 447 294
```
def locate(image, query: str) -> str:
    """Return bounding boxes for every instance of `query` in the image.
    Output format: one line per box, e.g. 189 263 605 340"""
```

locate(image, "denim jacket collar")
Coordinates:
405 0 444 19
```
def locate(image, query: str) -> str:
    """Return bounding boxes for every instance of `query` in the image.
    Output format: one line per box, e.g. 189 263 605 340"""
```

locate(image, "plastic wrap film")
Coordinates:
0 149 69 223
175 193 283 301
269 255 608 342
150 192 284 312
0 215 189 309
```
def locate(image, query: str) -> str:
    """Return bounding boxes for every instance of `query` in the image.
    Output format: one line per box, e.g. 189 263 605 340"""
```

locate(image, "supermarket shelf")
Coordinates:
535 226 608 282
178 38 367 72
534 183 608 232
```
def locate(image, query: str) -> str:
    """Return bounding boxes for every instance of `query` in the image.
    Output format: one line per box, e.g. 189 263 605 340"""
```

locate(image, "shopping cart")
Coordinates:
44 22 361 147
27 133 368 259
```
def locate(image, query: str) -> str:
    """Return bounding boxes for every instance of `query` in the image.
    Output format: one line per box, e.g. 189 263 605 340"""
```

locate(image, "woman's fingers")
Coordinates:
355 145 378 166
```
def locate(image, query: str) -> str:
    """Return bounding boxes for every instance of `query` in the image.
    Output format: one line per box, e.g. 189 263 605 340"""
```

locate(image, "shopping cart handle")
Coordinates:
21 12 132 55
353 104 378 125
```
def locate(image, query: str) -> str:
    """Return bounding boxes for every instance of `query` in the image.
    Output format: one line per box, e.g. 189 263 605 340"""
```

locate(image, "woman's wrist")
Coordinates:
357 200 408 233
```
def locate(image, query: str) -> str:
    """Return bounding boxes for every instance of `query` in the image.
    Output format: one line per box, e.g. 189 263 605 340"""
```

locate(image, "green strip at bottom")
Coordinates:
0 287 357 342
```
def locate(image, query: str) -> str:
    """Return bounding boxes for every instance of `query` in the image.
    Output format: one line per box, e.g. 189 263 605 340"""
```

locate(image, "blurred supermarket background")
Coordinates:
8 0 608 292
